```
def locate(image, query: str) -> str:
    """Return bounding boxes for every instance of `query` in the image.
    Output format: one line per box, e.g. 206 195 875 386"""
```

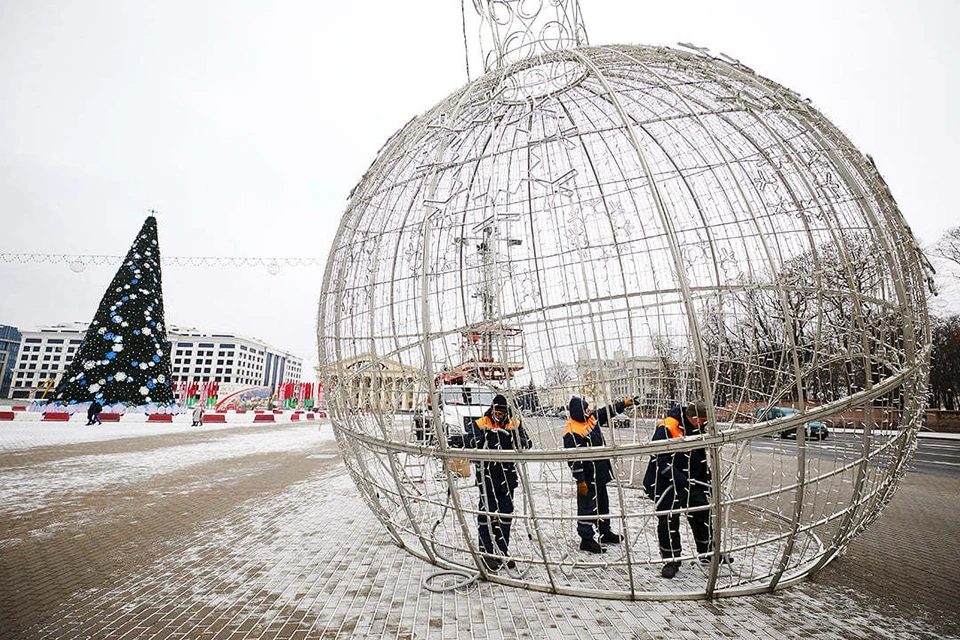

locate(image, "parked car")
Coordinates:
755 406 829 440
611 413 632 428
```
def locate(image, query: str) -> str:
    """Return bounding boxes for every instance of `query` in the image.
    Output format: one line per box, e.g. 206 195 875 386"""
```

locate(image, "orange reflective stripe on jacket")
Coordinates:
475 415 519 430
660 416 684 439
563 415 597 438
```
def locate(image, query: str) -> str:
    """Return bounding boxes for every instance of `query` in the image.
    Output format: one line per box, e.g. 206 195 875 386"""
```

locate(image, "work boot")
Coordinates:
699 553 734 565
661 561 680 579
480 555 502 572
599 531 623 544
579 537 605 554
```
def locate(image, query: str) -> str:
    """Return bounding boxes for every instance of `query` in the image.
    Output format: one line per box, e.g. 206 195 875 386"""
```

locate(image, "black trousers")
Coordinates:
656 486 713 559
477 478 515 557
576 479 613 539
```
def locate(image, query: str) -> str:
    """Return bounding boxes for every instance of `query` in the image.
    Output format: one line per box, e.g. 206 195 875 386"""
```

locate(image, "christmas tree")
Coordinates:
55 216 174 406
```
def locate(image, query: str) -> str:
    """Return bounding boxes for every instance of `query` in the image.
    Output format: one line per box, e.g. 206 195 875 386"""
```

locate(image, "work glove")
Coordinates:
623 397 634 406
577 481 589 497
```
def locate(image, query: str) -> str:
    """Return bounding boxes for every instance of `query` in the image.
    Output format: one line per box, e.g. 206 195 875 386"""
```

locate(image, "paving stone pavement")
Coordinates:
0 421 957 640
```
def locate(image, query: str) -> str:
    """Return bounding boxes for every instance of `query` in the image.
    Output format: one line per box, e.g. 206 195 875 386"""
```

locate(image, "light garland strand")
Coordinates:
0 253 323 273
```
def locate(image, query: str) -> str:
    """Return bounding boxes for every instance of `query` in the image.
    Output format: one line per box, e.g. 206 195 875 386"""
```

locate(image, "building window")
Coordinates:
25 338 40 344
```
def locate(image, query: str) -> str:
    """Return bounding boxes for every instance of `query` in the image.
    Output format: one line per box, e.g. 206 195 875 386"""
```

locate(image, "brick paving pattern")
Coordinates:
0 421 957 639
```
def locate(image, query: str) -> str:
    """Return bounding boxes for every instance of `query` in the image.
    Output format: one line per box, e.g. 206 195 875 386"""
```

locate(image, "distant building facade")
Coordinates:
7 323 85 400
0 324 23 398
574 348 684 411
6 323 302 401
168 326 302 391
323 353 419 412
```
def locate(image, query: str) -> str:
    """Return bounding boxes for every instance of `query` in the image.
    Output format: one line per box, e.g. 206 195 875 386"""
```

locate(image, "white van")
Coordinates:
413 383 496 445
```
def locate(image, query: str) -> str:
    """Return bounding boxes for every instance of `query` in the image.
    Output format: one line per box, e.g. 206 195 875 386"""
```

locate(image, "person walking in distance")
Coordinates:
86 400 103 425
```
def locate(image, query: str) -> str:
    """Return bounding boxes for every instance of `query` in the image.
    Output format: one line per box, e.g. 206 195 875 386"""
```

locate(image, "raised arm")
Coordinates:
593 397 635 427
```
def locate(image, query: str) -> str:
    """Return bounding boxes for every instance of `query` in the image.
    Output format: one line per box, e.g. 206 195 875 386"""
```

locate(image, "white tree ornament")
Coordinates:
318 0 931 599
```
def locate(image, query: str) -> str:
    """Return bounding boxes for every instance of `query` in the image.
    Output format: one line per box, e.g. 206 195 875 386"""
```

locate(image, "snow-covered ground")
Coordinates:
0 422 335 515
1 418 955 639
0 411 321 449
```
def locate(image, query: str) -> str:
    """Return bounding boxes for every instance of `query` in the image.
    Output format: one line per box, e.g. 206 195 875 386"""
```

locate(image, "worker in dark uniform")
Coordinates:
642 401 733 578
465 393 531 572
563 395 635 553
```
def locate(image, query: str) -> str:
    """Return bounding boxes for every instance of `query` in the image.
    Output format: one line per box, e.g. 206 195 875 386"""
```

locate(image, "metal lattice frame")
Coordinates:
318 34 930 599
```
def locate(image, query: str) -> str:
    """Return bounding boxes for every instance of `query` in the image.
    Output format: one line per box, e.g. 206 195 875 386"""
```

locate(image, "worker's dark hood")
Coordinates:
569 396 590 422
666 404 683 424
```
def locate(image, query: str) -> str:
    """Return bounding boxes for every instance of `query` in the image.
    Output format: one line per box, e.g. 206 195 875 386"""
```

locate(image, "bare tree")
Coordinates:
932 227 960 270
696 231 896 406
930 314 960 411
545 361 574 387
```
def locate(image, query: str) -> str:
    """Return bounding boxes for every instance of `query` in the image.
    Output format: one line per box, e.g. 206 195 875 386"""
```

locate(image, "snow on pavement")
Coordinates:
0 417 272 451
0 422 336 515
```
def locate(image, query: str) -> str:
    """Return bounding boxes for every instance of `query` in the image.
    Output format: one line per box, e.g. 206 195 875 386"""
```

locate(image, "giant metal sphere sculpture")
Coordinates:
318 43 930 599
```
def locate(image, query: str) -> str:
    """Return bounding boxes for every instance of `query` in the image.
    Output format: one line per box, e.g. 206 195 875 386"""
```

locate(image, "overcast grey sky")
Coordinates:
2 0 958 374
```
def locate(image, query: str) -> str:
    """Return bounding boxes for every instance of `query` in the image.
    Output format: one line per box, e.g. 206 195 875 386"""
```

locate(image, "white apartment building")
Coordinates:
7 323 87 400
7 323 302 400
168 326 301 392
